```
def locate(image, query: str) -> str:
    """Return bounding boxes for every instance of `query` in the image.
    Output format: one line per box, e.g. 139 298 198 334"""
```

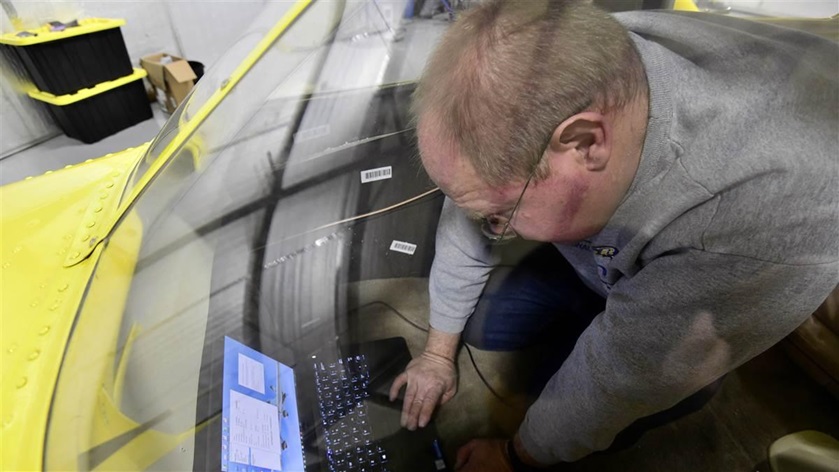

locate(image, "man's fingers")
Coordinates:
389 372 407 402
400 382 418 428
455 439 478 470
417 388 442 428
405 388 428 430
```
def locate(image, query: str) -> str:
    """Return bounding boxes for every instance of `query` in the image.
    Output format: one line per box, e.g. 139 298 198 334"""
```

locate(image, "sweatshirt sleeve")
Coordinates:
428 197 499 333
518 249 839 464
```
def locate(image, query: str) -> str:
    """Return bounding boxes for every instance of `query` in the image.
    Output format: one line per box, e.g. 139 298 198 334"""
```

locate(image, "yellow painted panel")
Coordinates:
673 0 700 12
0 145 145 471
44 210 143 470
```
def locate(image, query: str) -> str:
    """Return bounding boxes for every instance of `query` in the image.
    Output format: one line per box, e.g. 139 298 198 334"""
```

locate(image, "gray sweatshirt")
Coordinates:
427 11 839 464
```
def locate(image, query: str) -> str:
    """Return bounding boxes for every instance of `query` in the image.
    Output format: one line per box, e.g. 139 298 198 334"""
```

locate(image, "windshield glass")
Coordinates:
45 1 839 471
47 1 448 469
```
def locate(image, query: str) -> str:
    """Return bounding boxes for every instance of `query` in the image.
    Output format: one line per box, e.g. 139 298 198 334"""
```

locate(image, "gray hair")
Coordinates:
414 0 647 186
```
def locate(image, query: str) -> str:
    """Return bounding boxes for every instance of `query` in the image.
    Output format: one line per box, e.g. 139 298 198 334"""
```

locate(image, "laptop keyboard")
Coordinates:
314 355 390 472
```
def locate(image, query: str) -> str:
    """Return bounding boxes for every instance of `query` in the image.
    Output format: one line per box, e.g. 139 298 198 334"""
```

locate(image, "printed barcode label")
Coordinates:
389 240 417 255
294 124 330 142
361 166 393 183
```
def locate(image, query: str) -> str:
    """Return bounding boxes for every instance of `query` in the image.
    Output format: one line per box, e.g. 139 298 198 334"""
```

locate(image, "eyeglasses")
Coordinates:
477 101 592 244
480 161 539 244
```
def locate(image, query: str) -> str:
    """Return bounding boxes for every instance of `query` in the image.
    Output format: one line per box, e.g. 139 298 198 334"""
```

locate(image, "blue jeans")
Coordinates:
464 244 606 354
462 244 722 451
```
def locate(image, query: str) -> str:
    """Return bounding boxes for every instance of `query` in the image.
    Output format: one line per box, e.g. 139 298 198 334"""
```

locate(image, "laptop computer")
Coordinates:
220 336 446 472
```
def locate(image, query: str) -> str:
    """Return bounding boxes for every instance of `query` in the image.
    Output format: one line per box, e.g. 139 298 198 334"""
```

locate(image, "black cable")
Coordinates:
351 301 429 332
353 300 515 408
462 343 516 409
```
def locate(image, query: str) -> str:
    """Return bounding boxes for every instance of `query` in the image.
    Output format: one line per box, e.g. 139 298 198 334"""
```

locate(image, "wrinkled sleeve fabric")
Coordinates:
428 197 499 333
518 249 839 464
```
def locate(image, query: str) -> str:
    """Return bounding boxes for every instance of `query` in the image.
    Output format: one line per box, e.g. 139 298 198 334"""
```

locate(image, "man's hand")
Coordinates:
388 350 457 430
454 439 513 472
389 327 460 430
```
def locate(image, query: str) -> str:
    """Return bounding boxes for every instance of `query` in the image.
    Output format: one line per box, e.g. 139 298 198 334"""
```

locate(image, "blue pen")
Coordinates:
432 438 448 471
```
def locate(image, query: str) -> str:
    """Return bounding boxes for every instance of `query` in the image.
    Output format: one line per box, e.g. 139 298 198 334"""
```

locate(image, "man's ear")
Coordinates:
547 112 610 171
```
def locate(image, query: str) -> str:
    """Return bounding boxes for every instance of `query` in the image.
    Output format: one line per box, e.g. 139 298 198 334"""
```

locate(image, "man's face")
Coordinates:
417 117 600 244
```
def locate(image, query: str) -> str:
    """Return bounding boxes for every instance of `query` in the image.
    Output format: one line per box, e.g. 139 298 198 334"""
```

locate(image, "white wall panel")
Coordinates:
165 0 266 68
0 77 58 158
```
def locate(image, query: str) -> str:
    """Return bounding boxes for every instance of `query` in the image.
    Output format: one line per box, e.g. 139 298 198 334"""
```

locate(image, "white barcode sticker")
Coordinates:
389 240 417 255
361 166 393 183
294 124 330 142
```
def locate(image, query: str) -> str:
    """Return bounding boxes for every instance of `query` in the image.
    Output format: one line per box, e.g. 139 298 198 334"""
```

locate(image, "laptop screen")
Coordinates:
222 337 305 472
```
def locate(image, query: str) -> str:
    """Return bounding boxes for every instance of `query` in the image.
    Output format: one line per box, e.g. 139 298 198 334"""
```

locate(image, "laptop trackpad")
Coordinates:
366 398 439 472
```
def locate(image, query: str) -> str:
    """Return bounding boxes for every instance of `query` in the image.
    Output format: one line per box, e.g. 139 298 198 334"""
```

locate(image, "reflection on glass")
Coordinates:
38 1 839 471
46 1 447 470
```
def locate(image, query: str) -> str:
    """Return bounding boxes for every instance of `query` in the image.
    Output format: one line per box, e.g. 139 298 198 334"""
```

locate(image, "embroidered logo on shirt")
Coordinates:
593 246 618 258
592 245 620 292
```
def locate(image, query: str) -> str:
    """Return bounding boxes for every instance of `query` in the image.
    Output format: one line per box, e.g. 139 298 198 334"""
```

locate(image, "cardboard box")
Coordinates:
139 52 196 113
